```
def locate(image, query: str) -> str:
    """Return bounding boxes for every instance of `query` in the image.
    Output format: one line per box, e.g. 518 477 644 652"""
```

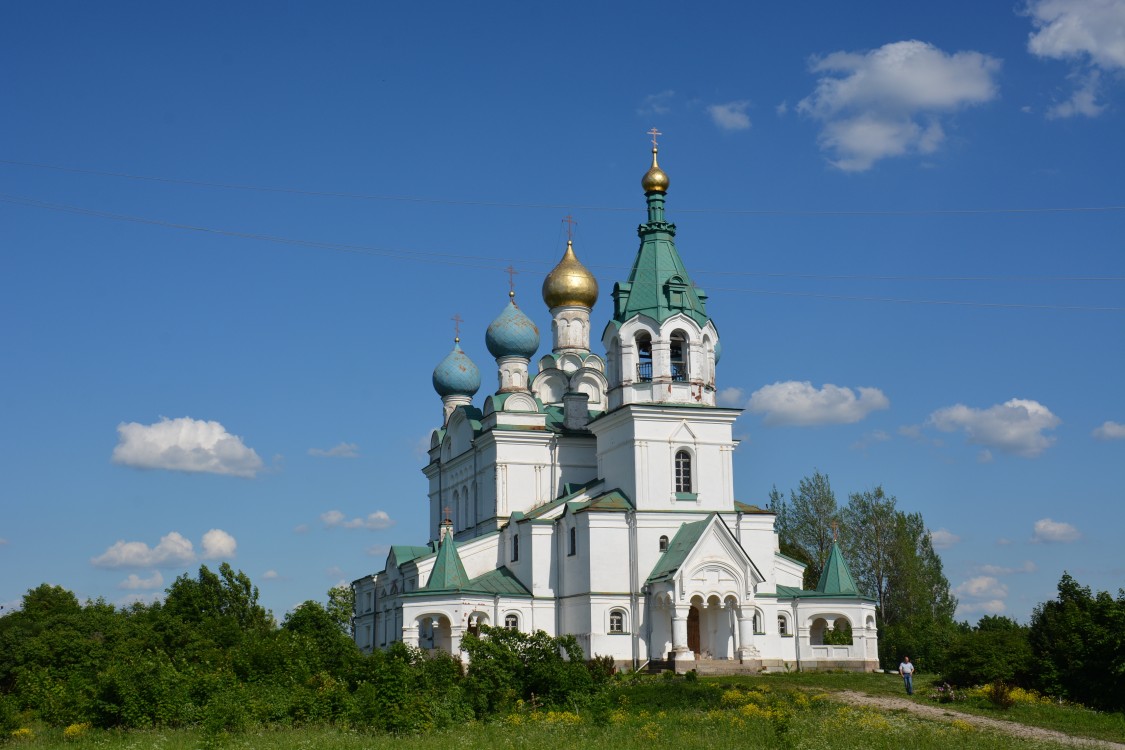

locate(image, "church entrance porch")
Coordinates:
687 606 700 654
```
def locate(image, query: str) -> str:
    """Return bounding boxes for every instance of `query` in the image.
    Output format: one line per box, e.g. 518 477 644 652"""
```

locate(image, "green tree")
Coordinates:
326 584 355 637
774 472 839 588
941 615 1033 687
841 486 898 612
1028 572 1125 712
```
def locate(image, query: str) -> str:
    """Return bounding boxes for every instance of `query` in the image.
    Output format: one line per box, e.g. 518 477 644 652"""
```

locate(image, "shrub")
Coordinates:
984 680 1016 710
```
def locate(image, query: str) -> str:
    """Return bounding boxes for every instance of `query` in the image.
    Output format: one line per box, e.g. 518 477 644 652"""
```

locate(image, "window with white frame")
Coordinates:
609 609 626 634
504 613 519 630
659 534 669 552
675 450 693 494
778 614 789 636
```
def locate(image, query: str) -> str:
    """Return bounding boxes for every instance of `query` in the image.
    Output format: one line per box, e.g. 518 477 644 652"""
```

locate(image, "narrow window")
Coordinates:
675 450 692 494
636 333 652 382
778 615 788 636
511 534 519 562
505 613 519 630
568 526 576 556
658 535 669 552
670 331 688 382
609 610 625 633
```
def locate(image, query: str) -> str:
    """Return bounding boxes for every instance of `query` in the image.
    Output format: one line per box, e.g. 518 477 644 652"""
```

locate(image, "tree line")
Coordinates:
0 563 612 735
770 471 1124 713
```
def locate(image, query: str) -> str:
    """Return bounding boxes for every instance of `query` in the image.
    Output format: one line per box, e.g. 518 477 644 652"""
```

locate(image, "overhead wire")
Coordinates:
3 157 1125 217
2 191 1122 312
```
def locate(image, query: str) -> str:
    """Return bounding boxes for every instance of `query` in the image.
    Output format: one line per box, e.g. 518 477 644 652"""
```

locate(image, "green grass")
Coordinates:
8 674 1111 750
694 671 1125 744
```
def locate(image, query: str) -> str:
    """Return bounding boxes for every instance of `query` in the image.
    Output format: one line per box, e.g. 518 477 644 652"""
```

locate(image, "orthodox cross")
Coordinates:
831 520 839 542
451 314 463 342
647 127 662 148
505 264 519 296
443 506 453 523
562 214 577 242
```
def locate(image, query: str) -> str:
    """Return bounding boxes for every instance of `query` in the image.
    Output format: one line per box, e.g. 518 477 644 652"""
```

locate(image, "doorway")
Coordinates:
687 606 700 654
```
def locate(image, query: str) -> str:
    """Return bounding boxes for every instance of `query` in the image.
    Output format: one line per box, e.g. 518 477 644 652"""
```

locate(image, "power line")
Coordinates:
3 157 1125 217
1 191 1122 312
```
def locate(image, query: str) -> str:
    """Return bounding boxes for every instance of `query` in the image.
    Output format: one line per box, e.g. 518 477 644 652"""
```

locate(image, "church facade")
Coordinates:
351 144 879 672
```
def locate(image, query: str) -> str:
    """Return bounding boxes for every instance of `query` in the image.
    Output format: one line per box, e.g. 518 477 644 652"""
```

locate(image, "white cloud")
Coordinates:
321 509 396 531
977 561 1037 575
959 599 1007 615
955 576 1009 599
978 449 995 463
997 537 1013 545
91 531 195 569
638 90 675 116
112 417 263 478
1027 0 1125 69
717 387 747 407
118 571 164 590
1092 420 1125 440
1047 70 1107 117
119 592 163 607
851 430 891 451
928 398 1061 457
261 569 280 581
1032 517 1081 543
1027 0 1125 119
293 523 310 534
930 528 961 550
708 100 752 130
201 529 237 559
748 381 889 426
797 40 1000 170
309 442 359 458
776 100 790 116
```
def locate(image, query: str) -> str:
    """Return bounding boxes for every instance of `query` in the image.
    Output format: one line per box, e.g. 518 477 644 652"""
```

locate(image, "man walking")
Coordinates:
899 656 915 695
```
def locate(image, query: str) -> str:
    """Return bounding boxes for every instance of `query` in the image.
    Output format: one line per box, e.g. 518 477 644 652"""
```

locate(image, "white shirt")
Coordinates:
899 661 914 675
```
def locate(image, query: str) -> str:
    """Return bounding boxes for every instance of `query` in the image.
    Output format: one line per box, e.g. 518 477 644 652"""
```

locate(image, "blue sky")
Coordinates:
1 2 1122 624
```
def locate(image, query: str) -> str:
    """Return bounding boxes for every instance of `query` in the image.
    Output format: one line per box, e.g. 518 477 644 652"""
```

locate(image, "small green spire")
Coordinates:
424 533 470 592
815 540 861 596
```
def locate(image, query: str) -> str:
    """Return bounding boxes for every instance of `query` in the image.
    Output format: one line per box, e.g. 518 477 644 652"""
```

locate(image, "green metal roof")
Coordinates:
423 535 470 592
465 566 532 597
814 540 861 596
646 517 710 583
390 545 434 567
611 189 710 328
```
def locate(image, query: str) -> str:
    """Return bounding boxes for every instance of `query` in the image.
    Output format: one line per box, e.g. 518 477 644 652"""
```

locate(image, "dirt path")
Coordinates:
831 690 1125 749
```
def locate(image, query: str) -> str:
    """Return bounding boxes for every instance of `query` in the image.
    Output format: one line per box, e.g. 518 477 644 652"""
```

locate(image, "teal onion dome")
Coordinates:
432 341 481 397
485 298 540 359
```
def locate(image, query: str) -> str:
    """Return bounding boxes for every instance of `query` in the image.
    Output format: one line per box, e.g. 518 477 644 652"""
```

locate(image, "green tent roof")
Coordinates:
815 540 861 596
423 535 470 592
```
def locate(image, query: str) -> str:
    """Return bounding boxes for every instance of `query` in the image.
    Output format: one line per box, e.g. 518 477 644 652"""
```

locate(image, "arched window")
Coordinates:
659 535 669 552
609 609 626 634
568 526 577 556
636 333 652 382
511 534 519 562
675 450 692 494
505 613 519 630
753 611 762 634
452 489 460 530
778 615 789 636
670 330 688 382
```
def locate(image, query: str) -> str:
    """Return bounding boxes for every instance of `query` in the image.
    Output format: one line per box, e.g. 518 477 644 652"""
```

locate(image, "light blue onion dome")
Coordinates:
432 340 481 397
485 294 540 359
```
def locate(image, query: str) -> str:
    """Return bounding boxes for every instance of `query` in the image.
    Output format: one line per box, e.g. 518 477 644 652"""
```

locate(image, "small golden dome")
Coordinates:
542 240 598 309
641 147 669 193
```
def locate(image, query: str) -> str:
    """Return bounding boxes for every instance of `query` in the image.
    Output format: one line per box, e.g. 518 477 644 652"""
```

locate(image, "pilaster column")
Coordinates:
736 611 757 659
402 624 419 649
671 605 691 658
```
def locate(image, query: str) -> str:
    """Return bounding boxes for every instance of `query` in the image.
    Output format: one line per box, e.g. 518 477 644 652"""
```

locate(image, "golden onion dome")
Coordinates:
542 240 598 309
641 147 669 193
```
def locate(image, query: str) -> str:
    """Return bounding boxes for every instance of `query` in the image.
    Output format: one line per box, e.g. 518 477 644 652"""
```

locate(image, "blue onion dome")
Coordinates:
432 339 481 397
485 293 540 359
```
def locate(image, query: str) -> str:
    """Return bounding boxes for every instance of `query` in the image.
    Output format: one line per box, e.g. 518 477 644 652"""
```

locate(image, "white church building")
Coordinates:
352 143 879 672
